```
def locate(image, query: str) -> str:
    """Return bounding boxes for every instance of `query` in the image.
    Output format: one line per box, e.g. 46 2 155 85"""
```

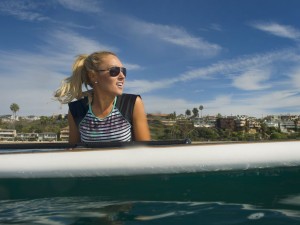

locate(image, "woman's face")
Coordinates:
92 55 126 96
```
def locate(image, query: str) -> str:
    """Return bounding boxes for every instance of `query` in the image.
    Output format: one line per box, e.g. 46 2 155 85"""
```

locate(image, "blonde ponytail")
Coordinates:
54 51 117 104
54 54 91 104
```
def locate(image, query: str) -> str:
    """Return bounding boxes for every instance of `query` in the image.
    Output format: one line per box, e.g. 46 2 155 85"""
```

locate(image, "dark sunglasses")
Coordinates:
97 66 127 77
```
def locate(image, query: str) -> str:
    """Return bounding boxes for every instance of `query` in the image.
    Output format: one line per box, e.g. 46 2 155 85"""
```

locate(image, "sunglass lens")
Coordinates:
109 67 126 77
109 67 120 77
122 67 127 77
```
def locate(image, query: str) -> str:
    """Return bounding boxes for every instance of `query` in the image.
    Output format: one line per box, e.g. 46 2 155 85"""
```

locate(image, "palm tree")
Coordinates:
10 103 20 121
192 108 199 117
199 105 204 118
185 109 191 118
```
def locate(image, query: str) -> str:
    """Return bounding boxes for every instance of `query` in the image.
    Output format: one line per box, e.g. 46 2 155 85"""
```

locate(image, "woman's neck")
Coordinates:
91 92 115 118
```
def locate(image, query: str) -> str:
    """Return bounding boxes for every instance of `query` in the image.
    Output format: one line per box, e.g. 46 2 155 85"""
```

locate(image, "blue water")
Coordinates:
1 167 300 225
0 196 300 224
1 147 300 224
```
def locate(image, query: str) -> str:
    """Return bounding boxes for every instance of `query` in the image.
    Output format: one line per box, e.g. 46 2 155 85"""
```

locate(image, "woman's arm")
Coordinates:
132 97 151 141
68 110 81 145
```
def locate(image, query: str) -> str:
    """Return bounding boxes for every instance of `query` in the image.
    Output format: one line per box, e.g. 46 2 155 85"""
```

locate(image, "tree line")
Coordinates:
0 103 68 138
185 105 204 118
150 119 300 142
2 103 300 142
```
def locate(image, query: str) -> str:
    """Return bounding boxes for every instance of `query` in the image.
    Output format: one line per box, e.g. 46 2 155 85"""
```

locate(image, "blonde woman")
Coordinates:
55 51 150 144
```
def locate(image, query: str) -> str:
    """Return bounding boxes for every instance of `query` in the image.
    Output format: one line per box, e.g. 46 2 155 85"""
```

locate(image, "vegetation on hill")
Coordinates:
149 119 300 142
0 115 68 137
1 115 300 142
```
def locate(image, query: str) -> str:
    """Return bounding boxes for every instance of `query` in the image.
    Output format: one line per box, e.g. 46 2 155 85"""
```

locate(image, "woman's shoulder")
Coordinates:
116 93 141 107
68 97 89 117
116 93 141 123
68 97 88 107
117 93 140 102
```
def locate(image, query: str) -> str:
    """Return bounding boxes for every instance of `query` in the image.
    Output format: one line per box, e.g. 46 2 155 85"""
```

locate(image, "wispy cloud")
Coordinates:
142 94 265 117
142 96 197 114
179 49 296 81
143 88 300 117
126 79 174 94
158 25 220 51
251 22 300 41
254 90 300 109
209 23 222 31
43 29 117 56
56 0 102 13
232 69 271 91
124 63 143 71
0 0 101 28
0 0 49 21
288 67 300 88
117 17 222 56
127 48 298 94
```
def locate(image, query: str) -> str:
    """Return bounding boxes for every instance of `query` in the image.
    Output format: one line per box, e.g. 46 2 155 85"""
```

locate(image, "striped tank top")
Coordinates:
79 99 131 142
68 93 139 142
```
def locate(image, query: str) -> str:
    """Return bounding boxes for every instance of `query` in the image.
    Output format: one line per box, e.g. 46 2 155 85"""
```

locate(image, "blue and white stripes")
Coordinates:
79 106 132 142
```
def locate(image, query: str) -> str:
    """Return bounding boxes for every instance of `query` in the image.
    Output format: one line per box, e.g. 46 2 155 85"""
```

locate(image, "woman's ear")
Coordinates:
87 71 97 85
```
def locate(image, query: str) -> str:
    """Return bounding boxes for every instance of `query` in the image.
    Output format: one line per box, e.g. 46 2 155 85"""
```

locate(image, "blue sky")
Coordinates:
0 0 300 117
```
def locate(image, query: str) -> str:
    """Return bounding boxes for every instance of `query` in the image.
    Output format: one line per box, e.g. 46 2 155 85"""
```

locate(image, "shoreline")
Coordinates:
1 139 299 146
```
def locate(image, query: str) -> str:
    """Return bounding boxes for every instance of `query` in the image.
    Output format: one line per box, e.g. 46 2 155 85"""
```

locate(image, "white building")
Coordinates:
16 133 39 141
0 129 17 141
38 133 57 142
0 115 18 123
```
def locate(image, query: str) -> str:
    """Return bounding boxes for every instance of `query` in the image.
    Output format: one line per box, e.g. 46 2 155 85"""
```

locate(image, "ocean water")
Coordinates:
0 167 300 225
0 197 300 225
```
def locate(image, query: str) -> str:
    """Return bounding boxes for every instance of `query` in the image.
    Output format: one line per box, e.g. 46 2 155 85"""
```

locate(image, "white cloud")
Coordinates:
210 23 222 31
126 48 297 94
179 66 218 81
118 17 222 56
252 22 300 41
43 29 117 56
232 69 271 91
125 79 174 94
142 94 263 117
0 0 49 21
56 0 102 13
179 48 296 82
159 26 220 51
288 67 300 88
0 0 101 28
142 89 300 117
124 63 143 71
207 95 232 107
142 96 197 115
251 90 300 113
